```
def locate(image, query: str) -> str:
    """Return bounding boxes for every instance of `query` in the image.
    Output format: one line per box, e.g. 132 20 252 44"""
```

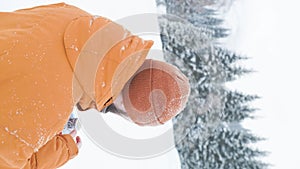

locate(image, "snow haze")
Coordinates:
224 0 300 169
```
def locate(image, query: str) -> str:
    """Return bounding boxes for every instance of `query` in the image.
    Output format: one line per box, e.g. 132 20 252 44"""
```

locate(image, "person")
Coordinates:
0 3 190 169
0 3 152 169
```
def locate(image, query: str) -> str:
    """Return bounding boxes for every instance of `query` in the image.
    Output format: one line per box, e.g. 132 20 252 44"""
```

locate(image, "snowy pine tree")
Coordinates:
156 0 268 169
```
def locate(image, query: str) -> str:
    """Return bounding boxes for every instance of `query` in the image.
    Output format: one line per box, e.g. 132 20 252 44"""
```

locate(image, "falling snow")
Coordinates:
121 46 125 51
3 127 35 149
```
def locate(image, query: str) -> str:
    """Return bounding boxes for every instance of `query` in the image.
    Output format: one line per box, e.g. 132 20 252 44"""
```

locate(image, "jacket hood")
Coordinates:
64 16 153 111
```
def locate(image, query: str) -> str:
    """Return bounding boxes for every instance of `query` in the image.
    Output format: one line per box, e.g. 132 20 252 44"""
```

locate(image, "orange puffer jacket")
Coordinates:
0 3 153 169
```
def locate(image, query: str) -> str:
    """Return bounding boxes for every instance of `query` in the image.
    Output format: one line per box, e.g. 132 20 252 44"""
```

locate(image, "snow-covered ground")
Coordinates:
2 0 299 169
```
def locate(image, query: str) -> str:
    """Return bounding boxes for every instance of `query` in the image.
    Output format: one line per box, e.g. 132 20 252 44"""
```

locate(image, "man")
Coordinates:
0 3 190 169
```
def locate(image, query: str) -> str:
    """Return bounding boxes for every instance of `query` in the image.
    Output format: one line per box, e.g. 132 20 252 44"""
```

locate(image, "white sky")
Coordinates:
2 0 299 169
225 0 300 169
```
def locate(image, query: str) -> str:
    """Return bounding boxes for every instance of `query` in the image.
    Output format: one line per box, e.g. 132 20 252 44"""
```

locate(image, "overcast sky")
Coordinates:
224 1 300 169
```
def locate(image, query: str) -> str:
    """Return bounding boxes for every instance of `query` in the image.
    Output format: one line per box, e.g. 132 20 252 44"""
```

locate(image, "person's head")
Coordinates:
74 33 154 111
104 59 190 126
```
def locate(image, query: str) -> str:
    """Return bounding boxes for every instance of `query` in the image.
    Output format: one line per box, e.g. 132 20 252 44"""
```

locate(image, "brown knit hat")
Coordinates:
117 59 190 126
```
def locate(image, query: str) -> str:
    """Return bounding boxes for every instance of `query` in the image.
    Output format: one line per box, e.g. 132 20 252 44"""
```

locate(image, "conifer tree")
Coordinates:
156 0 268 168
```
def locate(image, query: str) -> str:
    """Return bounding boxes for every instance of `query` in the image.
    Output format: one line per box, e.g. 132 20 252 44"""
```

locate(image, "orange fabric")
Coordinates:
64 17 153 110
121 59 190 126
23 135 78 169
0 3 153 169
